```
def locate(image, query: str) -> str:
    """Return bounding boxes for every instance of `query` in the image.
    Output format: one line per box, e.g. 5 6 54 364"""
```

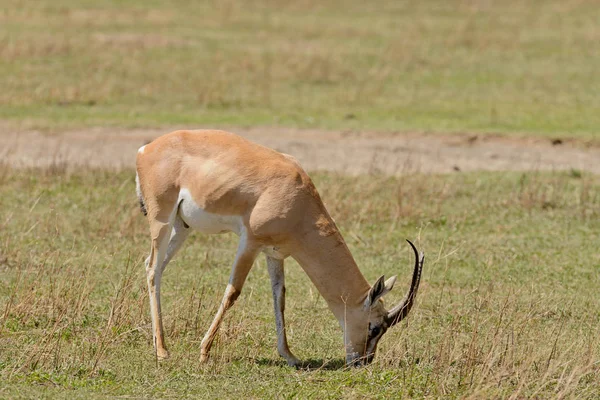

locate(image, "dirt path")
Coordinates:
1 126 599 175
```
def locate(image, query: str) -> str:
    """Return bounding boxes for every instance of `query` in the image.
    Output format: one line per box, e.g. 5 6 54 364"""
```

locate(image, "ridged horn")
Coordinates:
385 239 424 327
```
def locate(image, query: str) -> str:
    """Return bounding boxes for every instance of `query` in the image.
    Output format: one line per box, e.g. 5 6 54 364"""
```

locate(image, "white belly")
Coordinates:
178 189 242 235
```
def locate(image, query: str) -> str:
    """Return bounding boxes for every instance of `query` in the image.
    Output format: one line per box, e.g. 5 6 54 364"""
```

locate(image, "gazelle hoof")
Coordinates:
156 348 170 360
287 357 301 368
199 352 209 364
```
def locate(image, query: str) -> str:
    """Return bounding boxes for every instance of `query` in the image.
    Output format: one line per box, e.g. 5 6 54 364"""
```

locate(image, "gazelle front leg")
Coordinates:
267 256 300 367
200 232 260 363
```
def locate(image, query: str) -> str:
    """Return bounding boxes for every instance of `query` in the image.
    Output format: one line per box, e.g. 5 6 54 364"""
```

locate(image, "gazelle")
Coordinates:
135 129 424 367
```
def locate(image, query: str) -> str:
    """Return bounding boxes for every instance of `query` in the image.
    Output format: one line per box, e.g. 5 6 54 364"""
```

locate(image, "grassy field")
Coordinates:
0 166 599 398
2 2 600 397
1 0 600 138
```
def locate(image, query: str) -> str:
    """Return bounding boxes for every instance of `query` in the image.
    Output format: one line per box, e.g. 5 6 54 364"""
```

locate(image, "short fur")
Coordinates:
136 129 423 366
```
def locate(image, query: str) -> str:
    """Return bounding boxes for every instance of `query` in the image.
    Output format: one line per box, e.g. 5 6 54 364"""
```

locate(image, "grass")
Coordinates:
1 0 600 138
1 166 599 398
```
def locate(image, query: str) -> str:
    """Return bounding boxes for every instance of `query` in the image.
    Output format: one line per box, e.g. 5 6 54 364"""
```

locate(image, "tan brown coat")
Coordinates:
136 129 423 366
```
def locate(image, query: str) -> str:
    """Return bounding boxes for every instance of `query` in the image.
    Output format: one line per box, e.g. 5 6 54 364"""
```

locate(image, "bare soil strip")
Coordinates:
2 127 599 175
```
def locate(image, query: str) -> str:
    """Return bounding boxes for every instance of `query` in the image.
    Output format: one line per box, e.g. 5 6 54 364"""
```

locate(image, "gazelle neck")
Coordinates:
290 214 371 320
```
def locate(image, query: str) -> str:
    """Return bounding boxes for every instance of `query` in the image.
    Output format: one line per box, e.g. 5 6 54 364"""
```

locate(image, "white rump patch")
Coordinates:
138 145 146 154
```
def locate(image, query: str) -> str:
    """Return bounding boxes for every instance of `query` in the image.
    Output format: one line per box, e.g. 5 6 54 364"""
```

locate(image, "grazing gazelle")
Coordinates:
135 129 424 367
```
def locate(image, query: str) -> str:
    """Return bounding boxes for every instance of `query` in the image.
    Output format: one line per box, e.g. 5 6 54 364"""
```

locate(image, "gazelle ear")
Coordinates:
365 275 396 308
384 275 397 292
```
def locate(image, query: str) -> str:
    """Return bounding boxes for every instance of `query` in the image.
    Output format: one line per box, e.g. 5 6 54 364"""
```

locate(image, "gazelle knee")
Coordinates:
229 288 241 303
225 284 241 306
146 268 157 286
280 286 286 310
275 286 286 310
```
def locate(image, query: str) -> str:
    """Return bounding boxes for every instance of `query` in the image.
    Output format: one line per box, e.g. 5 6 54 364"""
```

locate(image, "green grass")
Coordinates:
1 167 599 398
1 0 600 138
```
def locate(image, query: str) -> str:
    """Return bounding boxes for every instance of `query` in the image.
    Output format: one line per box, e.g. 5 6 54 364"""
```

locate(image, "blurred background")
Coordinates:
2 0 599 138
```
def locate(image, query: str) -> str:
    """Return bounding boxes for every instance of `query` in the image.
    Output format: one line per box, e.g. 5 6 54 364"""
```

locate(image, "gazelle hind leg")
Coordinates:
146 215 189 272
145 198 184 360
200 230 260 363
162 211 190 269
267 256 300 367
146 219 173 360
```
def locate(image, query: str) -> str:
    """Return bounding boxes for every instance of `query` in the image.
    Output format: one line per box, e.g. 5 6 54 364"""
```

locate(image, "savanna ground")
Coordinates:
1 168 600 399
1 0 600 398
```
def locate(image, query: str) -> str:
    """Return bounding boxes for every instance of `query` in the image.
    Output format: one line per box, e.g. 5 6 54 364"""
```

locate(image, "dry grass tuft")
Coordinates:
0 167 598 397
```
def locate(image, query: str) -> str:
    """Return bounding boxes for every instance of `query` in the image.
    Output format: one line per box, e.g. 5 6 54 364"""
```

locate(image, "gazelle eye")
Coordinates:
370 325 381 337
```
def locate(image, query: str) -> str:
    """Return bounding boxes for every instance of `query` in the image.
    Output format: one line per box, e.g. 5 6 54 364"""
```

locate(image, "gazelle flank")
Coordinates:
135 129 424 366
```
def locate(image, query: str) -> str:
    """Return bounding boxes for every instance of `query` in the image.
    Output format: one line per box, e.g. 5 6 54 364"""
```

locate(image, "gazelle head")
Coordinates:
344 240 424 366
